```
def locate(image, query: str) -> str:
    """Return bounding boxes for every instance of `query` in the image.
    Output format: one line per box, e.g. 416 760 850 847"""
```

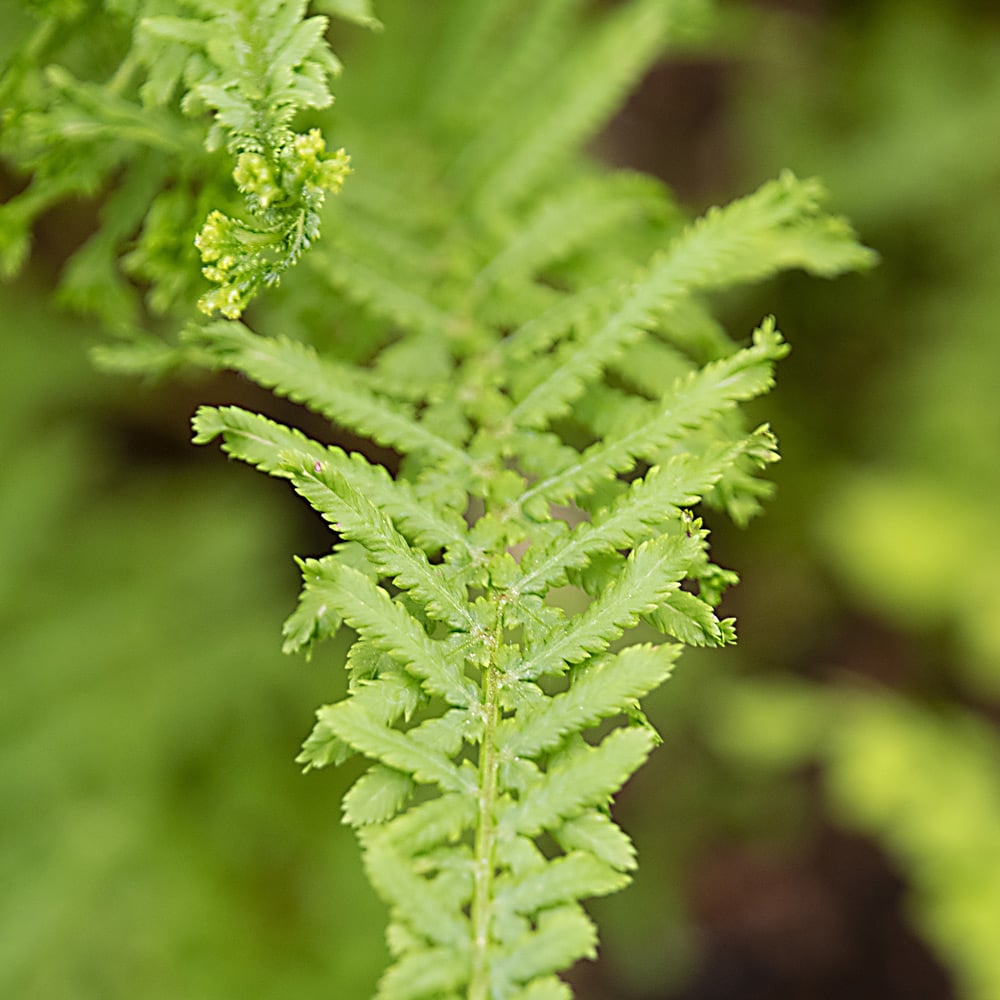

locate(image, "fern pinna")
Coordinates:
3 0 873 996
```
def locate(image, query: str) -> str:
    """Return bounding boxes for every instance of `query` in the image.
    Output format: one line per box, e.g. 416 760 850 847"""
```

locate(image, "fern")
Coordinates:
189 141 870 1000
3 0 875 996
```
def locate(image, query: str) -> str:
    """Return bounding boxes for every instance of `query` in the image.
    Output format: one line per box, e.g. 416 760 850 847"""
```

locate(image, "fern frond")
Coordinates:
314 244 487 347
2 0 357 319
519 319 788 512
509 977 573 1000
369 793 478 854
343 765 415 827
320 699 476 795
491 906 598 995
494 852 629 925
312 0 382 30
500 281 623 368
456 0 710 214
515 534 700 681
186 322 476 470
505 171 869 431
514 429 775 596
473 172 677 294
649 589 737 646
192 405 469 551
500 728 657 838
139 0 351 316
281 554 347 655
502 645 680 758
4 2 878 995
464 0 586 128
303 559 480 707
663 170 878 285
281 457 478 631
363 836 471 948
555 812 638 873
376 946 469 1000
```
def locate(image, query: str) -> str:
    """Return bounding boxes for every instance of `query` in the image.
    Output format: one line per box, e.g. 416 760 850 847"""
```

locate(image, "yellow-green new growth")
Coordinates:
0 0 361 332
195 129 351 318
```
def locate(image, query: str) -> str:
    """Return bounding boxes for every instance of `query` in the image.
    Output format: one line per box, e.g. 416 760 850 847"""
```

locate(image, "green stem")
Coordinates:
469 653 501 1000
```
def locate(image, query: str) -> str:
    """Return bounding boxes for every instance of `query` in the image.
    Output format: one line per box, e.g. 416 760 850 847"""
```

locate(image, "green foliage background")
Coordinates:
3 1 999 998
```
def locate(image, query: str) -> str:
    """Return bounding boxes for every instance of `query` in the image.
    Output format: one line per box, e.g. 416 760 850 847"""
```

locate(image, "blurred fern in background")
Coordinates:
0 280 391 997
664 4 1000 1000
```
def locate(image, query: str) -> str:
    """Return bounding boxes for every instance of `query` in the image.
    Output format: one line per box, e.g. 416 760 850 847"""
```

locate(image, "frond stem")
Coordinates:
469 628 502 1000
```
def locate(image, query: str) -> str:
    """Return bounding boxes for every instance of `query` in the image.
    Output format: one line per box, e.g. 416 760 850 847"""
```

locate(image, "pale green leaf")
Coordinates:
323 699 475 795
344 764 415 826
514 535 700 680
499 727 656 837
502 644 679 757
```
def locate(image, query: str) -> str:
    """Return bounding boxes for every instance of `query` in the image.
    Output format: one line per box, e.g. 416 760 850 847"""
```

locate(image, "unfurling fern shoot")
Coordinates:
2 0 875 997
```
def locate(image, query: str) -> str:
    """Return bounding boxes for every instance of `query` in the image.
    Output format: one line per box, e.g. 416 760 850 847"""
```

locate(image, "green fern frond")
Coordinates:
505 173 872 432
282 458 477 631
503 645 680 759
192 405 469 551
323 698 476 795
519 319 788 513
187 323 475 470
473 172 678 295
455 0 711 215
303 559 480 707
343 765 415 827
281 554 346 656
5 1 878 996
180 7 869 989
499 727 656 839
514 534 701 681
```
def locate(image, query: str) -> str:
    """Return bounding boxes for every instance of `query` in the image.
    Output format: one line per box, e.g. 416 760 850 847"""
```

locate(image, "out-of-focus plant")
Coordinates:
685 4 1000 998
737 0 1000 689
0 281 386 999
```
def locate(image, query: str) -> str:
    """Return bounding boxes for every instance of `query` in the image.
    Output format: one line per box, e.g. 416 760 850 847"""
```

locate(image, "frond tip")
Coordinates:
195 132 351 318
